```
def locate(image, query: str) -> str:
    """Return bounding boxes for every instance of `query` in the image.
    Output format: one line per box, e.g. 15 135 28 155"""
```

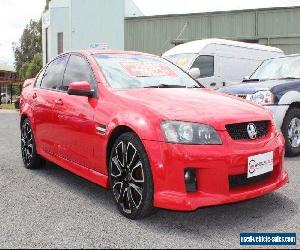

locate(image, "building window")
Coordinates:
57 32 64 55
0 72 4 78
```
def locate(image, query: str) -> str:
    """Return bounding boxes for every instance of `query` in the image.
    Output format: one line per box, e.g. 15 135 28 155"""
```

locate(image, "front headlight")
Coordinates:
161 121 222 145
251 90 274 105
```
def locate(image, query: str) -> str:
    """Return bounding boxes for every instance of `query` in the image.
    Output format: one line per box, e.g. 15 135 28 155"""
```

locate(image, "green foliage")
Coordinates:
0 103 15 110
14 19 42 79
28 53 42 79
19 53 42 80
19 62 30 80
12 85 22 96
45 0 50 11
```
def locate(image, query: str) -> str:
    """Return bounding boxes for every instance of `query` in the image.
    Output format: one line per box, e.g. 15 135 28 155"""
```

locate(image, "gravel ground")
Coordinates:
0 111 299 249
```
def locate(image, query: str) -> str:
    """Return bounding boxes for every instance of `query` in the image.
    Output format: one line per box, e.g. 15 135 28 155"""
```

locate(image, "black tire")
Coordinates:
108 132 156 220
21 118 45 169
282 107 300 157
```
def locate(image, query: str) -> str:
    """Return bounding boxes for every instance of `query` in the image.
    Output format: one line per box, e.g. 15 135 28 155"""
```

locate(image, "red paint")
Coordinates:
20 50 288 211
68 81 92 92
23 78 35 88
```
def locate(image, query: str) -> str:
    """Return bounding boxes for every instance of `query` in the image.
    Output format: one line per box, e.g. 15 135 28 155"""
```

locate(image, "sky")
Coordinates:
1 0 300 65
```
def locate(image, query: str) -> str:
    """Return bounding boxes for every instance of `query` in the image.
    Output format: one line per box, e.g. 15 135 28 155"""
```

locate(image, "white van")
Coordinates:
163 39 284 88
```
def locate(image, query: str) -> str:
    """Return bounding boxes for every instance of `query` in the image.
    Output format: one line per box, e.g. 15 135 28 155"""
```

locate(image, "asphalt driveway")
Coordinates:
0 111 299 249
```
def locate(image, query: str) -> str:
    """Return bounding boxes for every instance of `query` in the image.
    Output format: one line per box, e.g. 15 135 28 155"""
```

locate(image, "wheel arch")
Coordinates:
289 101 300 110
281 102 300 156
20 114 28 128
20 102 34 128
106 125 138 170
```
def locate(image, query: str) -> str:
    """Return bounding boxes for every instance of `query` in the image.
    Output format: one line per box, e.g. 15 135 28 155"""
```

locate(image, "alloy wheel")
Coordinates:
21 121 34 167
288 117 300 148
110 141 145 215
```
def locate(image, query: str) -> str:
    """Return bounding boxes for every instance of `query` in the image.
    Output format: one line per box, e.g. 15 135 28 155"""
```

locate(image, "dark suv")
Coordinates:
220 54 300 157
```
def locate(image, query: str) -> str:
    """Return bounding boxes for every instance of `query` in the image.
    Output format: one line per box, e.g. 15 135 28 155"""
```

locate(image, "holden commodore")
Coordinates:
20 50 288 219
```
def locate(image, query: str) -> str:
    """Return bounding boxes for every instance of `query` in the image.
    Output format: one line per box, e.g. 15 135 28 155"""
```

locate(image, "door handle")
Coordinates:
210 82 217 87
32 93 37 99
55 99 63 105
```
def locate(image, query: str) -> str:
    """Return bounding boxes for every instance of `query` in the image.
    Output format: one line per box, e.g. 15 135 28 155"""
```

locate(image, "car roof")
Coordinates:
80 49 155 57
274 53 300 59
261 53 300 62
48 50 162 69
163 38 284 56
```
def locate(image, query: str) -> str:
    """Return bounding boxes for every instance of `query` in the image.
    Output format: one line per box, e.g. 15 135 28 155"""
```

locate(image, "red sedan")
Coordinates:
20 50 288 219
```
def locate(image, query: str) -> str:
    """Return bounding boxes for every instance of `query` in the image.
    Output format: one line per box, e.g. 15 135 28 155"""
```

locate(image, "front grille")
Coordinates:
226 121 269 140
229 172 272 189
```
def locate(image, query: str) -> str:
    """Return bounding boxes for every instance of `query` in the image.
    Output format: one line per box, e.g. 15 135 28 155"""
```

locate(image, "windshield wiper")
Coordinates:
278 77 300 80
187 85 202 88
144 84 191 88
242 79 260 82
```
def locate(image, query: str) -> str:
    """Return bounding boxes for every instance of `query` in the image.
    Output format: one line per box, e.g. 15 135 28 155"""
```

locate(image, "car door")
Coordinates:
190 55 221 88
31 55 69 155
52 54 97 170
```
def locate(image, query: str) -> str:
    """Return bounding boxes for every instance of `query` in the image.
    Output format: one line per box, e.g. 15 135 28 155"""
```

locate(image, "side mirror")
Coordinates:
188 68 201 79
67 81 95 97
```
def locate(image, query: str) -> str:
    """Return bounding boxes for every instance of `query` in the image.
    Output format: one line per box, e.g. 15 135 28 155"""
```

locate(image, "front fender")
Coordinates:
105 111 164 142
267 90 300 128
93 110 164 177
278 91 300 105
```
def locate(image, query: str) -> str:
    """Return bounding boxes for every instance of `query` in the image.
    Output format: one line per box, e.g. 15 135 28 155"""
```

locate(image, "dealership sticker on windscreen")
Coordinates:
121 62 177 77
247 151 273 178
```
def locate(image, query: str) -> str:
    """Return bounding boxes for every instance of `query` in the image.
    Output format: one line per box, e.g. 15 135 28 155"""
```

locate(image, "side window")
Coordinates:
41 55 68 90
35 67 47 88
62 55 95 91
191 55 214 78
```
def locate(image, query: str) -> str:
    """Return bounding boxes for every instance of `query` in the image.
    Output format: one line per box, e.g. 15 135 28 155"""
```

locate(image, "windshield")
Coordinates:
251 56 300 80
93 54 201 89
164 53 197 71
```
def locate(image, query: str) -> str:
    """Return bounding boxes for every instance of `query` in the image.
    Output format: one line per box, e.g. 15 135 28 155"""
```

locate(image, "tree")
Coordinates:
19 62 30 80
19 53 43 80
14 19 42 79
45 0 50 11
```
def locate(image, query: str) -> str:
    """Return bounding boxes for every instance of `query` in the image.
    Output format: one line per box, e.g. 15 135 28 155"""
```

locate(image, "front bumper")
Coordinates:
143 132 288 211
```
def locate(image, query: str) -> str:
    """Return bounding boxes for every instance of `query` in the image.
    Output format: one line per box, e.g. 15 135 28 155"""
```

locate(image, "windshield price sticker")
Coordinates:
121 62 177 77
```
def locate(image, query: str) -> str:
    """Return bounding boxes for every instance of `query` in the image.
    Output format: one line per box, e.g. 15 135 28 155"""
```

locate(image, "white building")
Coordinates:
42 0 143 65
